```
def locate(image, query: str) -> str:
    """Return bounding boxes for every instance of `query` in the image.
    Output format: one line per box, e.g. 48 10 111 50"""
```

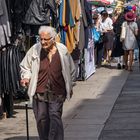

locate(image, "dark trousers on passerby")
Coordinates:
95 42 104 66
33 97 64 140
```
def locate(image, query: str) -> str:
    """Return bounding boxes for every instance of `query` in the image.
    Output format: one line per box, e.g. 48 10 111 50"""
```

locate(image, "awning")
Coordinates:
87 0 110 6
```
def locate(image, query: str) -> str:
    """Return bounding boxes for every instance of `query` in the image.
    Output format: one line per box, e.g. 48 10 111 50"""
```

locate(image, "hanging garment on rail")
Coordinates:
0 0 11 47
23 0 57 25
0 45 26 118
59 0 75 53
0 45 25 97
0 50 2 95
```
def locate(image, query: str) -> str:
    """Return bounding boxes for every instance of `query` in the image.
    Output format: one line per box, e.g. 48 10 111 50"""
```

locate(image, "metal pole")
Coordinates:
25 102 29 140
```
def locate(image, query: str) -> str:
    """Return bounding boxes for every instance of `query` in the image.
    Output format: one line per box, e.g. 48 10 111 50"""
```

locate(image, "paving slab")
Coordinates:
64 124 102 138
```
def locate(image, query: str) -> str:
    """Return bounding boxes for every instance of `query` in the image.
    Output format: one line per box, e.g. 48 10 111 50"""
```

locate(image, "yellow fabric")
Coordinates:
62 0 66 26
66 25 75 53
69 0 81 21
61 0 81 53
69 0 81 45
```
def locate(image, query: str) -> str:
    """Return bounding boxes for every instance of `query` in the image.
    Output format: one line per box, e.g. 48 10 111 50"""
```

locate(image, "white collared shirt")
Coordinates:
100 17 113 32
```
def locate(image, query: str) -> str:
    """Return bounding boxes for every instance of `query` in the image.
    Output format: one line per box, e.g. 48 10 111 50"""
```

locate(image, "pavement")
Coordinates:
99 63 140 140
0 62 139 140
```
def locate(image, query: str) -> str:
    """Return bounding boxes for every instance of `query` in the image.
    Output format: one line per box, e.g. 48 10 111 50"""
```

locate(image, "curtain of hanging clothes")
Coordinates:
0 0 26 118
59 0 93 80
78 0 94 80
0 0 12 118
0 45 26 118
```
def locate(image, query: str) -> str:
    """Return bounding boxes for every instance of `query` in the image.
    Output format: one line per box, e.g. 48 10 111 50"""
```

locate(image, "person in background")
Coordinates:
20 26 76 140
112 10 125 69
92 13 103 68
132 5 139 63
136 14 140 66
121 11 138 71
132 5 137 15
100 10 114 66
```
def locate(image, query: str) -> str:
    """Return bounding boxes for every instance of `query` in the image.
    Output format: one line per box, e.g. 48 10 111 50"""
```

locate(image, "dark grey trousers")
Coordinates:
33 97 64 140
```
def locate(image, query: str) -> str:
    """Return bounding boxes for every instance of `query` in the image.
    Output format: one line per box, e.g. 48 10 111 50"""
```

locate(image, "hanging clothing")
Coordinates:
80 0 92 27
0 49 2 95
59 0 75 53
10 0 25 34
0 0 3 16
23 0 57 25
78 17 85 50
78 0 92 50
0 0 11 47
80 0 88 27
69 0 81 44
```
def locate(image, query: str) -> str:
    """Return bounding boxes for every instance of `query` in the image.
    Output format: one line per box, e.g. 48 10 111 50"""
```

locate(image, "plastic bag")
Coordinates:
92 27 101 43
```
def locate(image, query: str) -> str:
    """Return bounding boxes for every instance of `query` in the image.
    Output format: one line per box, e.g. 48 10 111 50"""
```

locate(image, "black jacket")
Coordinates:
5 0 57 35
23 0 57 25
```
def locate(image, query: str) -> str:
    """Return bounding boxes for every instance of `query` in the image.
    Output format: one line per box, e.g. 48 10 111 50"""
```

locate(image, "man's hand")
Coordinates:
20 78 30 87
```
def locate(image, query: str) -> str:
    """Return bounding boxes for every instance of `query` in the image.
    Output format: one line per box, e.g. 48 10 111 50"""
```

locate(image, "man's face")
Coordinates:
40 32 54 49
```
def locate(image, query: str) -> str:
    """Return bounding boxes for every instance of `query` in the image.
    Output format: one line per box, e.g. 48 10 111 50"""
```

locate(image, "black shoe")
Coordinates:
117 63 121 69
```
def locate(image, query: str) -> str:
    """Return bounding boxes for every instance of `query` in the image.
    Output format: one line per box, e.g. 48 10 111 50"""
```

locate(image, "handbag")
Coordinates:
120 22 126 42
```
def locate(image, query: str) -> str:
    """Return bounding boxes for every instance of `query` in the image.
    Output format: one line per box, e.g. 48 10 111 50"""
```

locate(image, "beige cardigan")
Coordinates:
20 42 76 103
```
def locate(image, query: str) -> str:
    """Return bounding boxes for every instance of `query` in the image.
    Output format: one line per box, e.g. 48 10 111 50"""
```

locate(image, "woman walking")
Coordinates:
121 11 138 71
100 10 114 65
